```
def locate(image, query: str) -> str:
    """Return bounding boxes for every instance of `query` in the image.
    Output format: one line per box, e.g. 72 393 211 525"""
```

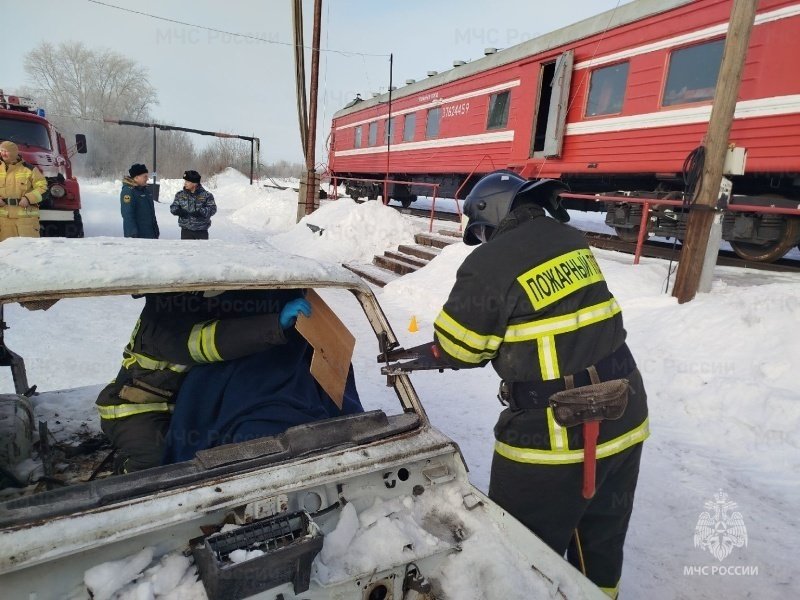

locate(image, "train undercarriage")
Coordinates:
333 171 800 263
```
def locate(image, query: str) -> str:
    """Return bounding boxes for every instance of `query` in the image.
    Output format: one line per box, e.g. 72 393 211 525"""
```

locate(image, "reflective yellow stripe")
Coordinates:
121 350 187 373
505 298 621 342
546 407 569 451
200 320 223 361
495 418 649 465
188 320 210 362
97 402 173 419
517 248 605 310
434 310 503 353
599 584 620 599
189 319 224 363
436 332 497 364
537 334 560 380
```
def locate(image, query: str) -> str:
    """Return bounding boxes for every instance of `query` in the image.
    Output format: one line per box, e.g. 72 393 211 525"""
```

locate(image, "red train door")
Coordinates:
530 50 574 159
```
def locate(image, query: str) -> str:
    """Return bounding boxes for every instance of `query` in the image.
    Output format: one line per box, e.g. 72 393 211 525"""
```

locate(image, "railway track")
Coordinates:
386 203 800 274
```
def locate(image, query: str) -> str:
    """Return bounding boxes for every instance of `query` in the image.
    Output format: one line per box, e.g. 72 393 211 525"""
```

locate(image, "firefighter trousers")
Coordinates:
0 205 40 241
100 412 172 473
489 441 643 597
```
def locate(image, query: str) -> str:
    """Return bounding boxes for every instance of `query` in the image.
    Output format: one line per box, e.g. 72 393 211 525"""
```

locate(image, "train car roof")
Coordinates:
333 0 692 120
0 237 368 303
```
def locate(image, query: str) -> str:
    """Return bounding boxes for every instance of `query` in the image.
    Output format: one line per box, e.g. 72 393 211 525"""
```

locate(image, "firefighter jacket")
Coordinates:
96 291 292 422
120 177 159 239
0 158 47 205
170 185 217 231
433 205 648 464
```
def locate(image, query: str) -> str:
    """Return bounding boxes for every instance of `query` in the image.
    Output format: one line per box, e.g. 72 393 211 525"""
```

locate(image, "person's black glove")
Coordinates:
175 208 189 218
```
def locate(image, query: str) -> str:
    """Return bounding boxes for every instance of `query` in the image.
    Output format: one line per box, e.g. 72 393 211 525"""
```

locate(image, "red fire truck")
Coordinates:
0 90 87 237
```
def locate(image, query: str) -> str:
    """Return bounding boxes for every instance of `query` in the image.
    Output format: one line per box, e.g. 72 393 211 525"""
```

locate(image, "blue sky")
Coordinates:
4 0 628 164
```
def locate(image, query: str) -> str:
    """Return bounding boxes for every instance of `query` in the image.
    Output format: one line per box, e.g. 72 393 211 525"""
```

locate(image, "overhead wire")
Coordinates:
87 0 390 58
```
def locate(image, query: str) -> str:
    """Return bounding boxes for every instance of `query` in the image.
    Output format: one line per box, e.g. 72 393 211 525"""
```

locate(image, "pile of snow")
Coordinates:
82 548 204 600
271 198 420 264
382 242 474 319
312 482 584 599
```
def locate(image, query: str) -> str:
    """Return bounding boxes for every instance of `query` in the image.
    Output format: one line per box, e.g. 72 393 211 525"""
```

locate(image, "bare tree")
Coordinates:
24 41 156 120
23 41 165 177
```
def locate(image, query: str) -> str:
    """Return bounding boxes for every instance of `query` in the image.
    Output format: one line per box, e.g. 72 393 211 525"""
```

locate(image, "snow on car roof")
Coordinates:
0 237 368 302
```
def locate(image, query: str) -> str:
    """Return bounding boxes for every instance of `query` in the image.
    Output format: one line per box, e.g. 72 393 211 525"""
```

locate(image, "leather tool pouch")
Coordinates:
119 379 174 404
548 366 629 427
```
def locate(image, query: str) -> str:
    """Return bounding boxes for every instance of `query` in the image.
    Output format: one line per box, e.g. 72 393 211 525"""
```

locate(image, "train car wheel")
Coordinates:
729 216 800 262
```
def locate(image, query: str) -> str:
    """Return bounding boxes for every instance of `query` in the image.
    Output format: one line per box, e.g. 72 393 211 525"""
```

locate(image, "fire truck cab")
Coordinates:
0 89 87 237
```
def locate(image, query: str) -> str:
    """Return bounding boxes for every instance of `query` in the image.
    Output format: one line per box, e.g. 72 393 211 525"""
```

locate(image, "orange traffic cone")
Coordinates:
408 315 419 333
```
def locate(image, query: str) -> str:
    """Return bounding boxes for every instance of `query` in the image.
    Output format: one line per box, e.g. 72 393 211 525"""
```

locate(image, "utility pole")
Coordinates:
672 0 758 303
304 0 323 216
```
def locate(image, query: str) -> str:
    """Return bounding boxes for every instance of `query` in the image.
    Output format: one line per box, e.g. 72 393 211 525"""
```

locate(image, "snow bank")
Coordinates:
83 548 204 600
381 242 475 319
271 198 419 264
312 483 577 599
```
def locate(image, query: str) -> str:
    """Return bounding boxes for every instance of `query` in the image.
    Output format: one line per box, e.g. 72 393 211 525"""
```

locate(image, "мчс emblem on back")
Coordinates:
693 490 748 562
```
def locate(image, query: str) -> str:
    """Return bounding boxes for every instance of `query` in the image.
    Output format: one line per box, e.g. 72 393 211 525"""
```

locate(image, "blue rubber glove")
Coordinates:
279 298 312 329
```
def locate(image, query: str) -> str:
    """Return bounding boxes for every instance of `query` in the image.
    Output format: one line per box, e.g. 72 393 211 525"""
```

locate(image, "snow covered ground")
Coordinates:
1 169 798 599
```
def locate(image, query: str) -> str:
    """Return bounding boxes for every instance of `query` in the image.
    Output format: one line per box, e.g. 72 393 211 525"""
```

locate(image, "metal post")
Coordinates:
152 126 157 185
633 201 650 265
249 139 254 185
385 53 393 205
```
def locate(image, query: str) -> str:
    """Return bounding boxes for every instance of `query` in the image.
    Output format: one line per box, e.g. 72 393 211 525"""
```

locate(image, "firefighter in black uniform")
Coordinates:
97 289 310 473
431 171 648 598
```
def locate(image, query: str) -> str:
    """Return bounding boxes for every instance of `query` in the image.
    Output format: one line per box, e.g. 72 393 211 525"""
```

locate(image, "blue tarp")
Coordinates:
163 330 363 464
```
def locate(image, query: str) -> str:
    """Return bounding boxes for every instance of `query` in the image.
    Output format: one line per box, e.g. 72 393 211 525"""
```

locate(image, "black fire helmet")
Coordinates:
462 170 570 245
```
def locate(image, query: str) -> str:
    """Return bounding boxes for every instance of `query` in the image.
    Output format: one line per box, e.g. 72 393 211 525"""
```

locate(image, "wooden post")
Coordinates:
304 0 323 216
672 0 758 304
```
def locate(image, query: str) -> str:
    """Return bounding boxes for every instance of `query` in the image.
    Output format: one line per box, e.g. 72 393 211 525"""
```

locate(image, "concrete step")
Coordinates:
343 263 397 288
437 228 462 238
414 232 460 249
397 244 441 261
373 255 419 276
383 250 428 268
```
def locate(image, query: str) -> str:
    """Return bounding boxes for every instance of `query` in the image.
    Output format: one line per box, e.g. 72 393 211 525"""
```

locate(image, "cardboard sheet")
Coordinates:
295 290 355 409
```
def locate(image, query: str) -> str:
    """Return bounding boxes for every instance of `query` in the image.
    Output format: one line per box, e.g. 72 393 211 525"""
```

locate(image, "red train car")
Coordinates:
328 0 800 261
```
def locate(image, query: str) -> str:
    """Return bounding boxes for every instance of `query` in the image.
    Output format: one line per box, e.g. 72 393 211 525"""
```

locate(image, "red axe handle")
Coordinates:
582 421 600 499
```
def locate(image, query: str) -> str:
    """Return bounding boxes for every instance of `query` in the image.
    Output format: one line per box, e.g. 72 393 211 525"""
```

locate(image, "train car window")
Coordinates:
354 126 362 149
426 107 440 138
486 90 511 129
403 113 416 142
663 39 724 107
368 121 378 146
384 117 396 143
586 62 629 117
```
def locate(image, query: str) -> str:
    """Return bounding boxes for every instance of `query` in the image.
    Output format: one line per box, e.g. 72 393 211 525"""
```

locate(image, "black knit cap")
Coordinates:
183 170 201 183
128 163 148 178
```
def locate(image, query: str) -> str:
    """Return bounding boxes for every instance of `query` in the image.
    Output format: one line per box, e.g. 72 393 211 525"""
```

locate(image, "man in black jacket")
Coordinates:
431 171 648 599
170 170 216 239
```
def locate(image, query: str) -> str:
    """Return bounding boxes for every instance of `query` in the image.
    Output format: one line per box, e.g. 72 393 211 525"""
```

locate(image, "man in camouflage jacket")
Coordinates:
170 170 216 239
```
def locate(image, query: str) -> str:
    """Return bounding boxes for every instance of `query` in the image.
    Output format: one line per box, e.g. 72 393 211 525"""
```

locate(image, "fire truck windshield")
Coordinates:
0 118 52 151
